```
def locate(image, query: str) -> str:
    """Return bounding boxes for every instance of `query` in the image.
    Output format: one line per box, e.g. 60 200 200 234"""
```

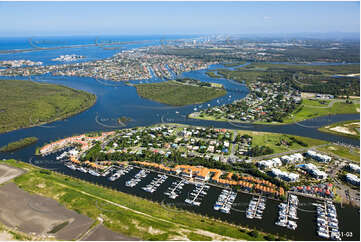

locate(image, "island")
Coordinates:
135 79 227 106
0 79 96 134
318 120 360 140
0 137 38 152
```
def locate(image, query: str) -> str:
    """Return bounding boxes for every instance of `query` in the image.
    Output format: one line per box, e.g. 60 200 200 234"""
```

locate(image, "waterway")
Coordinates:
0 35 359 240
25 152 361 241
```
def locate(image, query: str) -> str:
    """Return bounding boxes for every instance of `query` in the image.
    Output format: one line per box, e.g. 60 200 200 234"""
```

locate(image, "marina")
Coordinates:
275 194 299 230
246 195 266 219
125 169 150 187
108 165 133 181
14 153 360 241
213 189 237 214
315 201 341 240
142 174 168 193
184 183 210 206
164 179 187 199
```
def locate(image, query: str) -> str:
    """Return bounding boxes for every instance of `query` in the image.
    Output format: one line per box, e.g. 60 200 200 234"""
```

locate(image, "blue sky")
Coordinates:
0 1 359 36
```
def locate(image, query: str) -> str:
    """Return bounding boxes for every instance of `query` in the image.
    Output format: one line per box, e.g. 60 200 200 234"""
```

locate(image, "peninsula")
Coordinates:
0 79 96 134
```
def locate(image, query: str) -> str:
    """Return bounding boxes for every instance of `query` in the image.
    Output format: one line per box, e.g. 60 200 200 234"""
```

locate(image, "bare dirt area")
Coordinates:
0 164 24 184
301 92 315 99
0 231 13 240
329 126 357 135
0 182 93 240
83 224 139 241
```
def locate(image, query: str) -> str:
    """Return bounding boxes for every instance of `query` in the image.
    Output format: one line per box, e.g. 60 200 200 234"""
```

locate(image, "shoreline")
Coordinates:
188 111 360 126
0 93 97 135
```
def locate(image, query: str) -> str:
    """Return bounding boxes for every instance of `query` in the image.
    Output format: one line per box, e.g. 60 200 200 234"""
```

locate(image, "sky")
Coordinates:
0 1 359 37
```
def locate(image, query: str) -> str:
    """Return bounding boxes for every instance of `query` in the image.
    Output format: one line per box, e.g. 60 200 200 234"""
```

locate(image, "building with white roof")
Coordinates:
300 163 328 179
270 168 299 182
346 173 360 186
281 153 304 164
257 158 282 169
347 163 360 173
306 150 331 163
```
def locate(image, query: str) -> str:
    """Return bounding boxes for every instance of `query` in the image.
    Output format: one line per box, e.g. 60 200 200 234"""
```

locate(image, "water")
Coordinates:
26 152 361 241
0 35 359 240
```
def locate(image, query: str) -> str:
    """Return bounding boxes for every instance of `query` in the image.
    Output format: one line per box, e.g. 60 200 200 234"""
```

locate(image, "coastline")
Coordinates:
0 93 97 135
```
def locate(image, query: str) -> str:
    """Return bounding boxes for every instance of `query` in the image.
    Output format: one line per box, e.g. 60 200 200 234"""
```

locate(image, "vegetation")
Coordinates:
48 221 69 234
240 130 327 155
4 159 276 241
0 137 38 152
318 120 360 140
223 61 247 67
0 79 96 134
281 99 359 124
316 145 360 163
211 63 360 96
135 80 226 106
205 71 223 78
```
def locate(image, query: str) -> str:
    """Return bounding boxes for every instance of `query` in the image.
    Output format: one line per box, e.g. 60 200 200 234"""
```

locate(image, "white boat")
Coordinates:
318 231 330 239
89 170 100 176
78 167 88 173
65 163 76 170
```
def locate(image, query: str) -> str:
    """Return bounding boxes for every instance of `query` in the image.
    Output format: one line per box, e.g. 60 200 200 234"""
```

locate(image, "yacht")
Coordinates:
65 163 77 170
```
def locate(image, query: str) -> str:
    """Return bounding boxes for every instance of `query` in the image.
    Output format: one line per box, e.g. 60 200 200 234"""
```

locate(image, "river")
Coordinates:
0 35 359 240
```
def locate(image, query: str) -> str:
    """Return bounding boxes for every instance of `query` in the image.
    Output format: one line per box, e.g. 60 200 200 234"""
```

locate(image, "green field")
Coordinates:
135 80 226 106
0 137 38 152
237 130 328 155
316 145 360 163
0 79 96 134
4 159 284 241
282 99 359 124
318 120 360 140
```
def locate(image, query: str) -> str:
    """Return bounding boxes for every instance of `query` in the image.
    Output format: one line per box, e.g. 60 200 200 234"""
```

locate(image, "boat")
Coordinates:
77 167 88 173
318 231 330 239
65 163 77 170
89 170 100 176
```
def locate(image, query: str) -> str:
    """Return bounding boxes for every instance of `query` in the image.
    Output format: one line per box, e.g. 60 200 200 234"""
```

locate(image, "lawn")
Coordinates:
316 145 360 163
237 130 327 155
4 159 279 241
0 79 96 134
282 99 359 124
135 80 226 106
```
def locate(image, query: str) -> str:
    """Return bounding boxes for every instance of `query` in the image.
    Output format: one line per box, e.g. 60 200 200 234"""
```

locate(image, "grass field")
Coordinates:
316 145 360 163
0 79 96 134
0 137 38 152
282 99 359 124
318 120 360 140
135 80 226 106
4 159 282 241
237 130 328 155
